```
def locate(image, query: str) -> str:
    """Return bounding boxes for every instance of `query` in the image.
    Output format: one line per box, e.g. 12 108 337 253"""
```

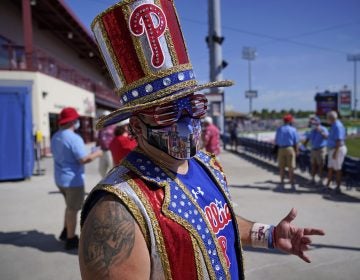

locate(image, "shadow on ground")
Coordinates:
322 192 360 203
243 246 286 255
230 183 319 195
0 230 77 255
243 243 360 256
48 191 89 195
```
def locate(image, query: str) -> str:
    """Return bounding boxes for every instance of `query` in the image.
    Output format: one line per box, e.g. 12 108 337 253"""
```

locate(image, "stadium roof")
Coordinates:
12 0 107 73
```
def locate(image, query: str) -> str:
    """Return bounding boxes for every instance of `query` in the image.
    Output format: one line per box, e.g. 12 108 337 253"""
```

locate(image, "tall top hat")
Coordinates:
92 0 233 129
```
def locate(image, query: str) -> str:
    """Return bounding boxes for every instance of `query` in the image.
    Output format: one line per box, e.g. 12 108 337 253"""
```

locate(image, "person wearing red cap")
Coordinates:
275 114 300 188
51 107 103 250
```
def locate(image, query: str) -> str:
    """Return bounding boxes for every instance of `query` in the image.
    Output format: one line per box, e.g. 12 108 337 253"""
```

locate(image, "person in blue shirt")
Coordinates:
325 111 347 193
275 114 299 188
304 116 329 186
51 107 103 250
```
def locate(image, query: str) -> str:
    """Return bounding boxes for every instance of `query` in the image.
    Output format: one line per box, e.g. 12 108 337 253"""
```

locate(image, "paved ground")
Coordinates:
0 148 359 280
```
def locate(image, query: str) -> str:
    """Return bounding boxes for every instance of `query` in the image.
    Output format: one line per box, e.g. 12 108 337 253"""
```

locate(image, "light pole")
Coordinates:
242 47 257 115
347 53 360 119
207 0 226 133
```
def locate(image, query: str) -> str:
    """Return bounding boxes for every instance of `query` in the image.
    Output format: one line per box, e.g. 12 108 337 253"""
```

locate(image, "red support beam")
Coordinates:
22 0 34 70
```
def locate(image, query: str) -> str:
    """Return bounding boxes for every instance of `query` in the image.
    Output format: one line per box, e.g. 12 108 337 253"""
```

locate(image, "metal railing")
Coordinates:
222 135 360 189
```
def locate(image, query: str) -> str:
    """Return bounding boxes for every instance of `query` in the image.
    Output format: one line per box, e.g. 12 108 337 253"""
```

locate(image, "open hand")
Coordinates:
275 208 325 263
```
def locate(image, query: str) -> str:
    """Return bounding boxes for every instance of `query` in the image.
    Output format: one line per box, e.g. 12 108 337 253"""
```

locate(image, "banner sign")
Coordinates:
339 90 351 117
315 91 338 116
245 90 258 98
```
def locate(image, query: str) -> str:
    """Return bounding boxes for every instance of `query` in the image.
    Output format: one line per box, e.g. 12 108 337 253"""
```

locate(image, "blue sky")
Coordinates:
64 0 360 113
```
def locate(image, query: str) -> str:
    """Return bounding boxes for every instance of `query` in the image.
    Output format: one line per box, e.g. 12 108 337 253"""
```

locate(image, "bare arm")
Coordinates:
79 149 103 165
332 140 342 159
235 215 254 246
79 195 151 280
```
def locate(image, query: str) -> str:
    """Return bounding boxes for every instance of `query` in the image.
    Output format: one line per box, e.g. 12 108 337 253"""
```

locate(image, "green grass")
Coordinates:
346 138 360 158
343 119 360 126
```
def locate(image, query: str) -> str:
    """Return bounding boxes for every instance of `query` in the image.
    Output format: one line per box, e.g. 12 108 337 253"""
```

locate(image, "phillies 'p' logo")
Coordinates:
129 4 167 68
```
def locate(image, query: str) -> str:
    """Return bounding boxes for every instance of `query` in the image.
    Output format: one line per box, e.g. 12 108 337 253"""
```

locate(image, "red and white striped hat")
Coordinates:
92 0 232 129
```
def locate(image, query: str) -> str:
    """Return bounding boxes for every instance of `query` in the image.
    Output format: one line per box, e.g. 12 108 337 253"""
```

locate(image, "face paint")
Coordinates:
145 117 202 159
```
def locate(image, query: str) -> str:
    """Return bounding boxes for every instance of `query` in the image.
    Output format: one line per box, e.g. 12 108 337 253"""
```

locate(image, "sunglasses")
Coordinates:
137 94 208 126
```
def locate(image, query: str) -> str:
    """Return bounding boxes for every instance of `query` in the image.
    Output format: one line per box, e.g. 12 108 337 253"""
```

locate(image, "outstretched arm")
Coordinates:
236 208 325 263
79 195 151 280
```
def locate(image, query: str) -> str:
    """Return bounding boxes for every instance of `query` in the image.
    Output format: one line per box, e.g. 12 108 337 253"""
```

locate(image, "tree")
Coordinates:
261 109 269 119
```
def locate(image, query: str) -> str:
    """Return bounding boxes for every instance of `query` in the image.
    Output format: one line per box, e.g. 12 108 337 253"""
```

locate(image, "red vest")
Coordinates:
81 150 244 279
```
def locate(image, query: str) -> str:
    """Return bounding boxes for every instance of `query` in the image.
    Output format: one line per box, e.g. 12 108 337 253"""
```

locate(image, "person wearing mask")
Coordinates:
78 2 324 278
304 116 329 186
96 111 116 177
51 107 103 250
109 119 137 165
275 114 300 188
202 116 221 157
325 111 347 194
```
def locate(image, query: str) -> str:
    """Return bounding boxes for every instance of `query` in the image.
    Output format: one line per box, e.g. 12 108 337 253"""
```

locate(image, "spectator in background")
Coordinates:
325 111 347 194
304 116 328 186
96 111 116 177
202 116 221 156
229 117 238 151
109 119 137 165
51 107 102 250
275 114 299 189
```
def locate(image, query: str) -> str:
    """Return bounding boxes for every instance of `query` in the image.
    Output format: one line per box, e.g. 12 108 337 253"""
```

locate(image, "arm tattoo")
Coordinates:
82 198 135 277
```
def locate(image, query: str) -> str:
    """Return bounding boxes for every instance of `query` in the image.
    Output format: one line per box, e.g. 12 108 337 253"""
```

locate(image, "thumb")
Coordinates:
282 208 297 224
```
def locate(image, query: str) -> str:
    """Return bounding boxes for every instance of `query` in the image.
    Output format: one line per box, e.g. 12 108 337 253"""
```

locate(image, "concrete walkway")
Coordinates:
0 149 359 280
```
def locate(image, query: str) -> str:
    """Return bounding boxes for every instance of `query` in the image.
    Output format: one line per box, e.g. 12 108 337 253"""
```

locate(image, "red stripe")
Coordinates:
102 7 144 84
159 0 189 65
133 177 198 280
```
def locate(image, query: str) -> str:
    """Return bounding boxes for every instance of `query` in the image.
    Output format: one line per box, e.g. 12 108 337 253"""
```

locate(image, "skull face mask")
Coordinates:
144 117 202 160
136 94 207 159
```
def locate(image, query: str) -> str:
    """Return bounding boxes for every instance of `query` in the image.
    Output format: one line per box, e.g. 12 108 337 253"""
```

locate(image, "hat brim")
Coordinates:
58 116 79 126
96 80 233 129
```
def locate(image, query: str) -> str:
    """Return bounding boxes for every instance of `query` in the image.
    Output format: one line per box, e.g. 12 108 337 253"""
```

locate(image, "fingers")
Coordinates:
299 252 311 263
300 243 310 252
282 208 297 224
293 229 313 263
301 236 312 245
303 228 325 236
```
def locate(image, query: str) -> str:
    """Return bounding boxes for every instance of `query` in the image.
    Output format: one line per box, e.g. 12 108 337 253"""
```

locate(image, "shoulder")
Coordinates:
321 126 328 132
69 132 85 146
292 127 298 135
337 121 345 129
79 194 150 280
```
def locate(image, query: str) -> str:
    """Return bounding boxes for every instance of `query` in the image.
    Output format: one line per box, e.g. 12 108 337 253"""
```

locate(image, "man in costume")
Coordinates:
79 1 324 279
